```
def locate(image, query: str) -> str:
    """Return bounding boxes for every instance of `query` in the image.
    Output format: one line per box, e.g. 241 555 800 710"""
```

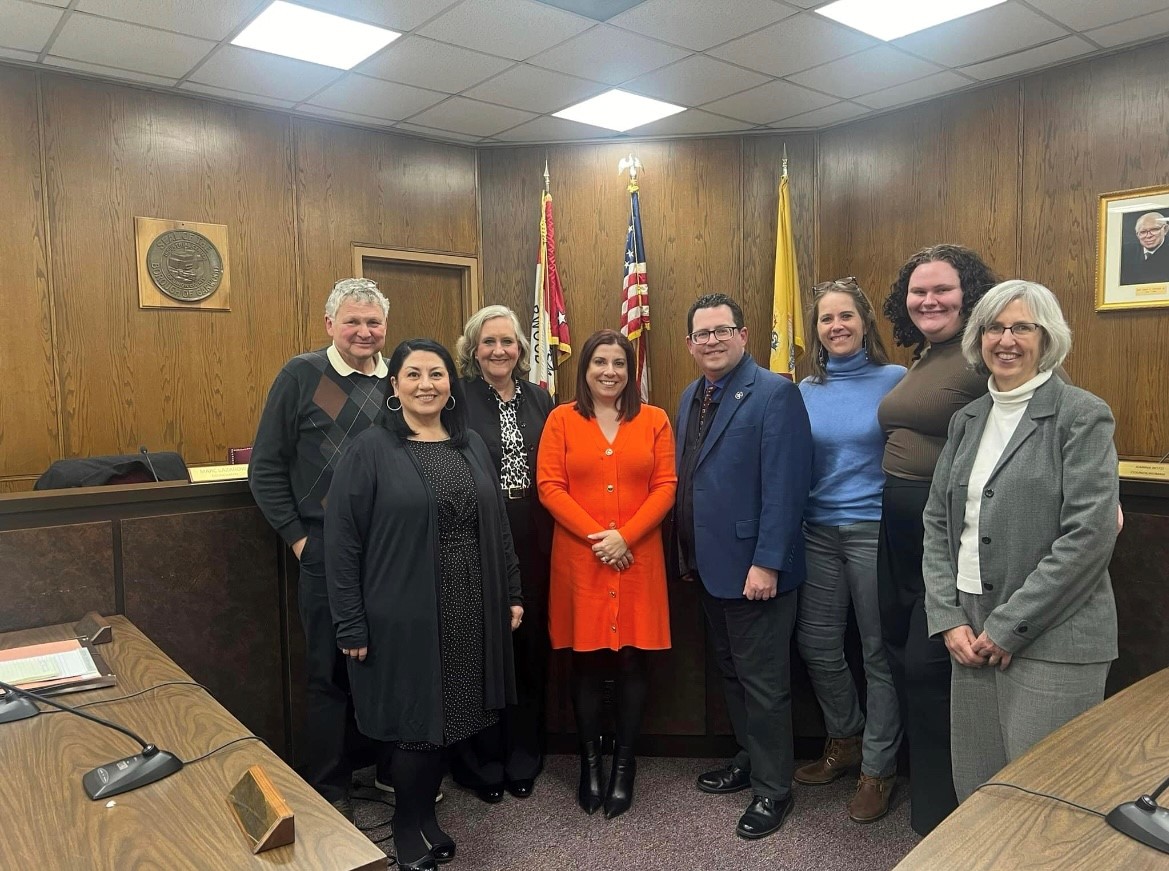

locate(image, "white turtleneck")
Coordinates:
955 370 1054 594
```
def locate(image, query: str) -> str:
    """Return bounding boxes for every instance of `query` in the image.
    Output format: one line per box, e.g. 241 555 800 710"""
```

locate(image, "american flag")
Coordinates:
620 187 651 402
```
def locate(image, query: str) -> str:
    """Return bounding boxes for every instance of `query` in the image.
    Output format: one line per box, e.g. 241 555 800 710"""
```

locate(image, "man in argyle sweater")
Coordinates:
250 277 389 821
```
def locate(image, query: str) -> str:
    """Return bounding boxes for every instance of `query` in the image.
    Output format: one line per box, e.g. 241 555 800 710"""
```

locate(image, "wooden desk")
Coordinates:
896 668 1169 869
0 617 385 871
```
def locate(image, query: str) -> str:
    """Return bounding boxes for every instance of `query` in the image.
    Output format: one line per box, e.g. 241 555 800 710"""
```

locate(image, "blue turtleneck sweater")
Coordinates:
798 351 906 526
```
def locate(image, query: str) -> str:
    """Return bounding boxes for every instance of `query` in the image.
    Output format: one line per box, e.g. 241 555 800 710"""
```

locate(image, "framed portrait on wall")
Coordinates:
1096 185 1169 311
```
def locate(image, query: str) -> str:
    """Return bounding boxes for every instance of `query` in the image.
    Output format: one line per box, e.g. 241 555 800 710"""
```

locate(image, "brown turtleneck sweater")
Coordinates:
877 336 987 481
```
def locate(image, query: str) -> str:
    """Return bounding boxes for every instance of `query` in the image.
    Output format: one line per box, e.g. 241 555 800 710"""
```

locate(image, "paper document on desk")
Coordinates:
0 647 98 685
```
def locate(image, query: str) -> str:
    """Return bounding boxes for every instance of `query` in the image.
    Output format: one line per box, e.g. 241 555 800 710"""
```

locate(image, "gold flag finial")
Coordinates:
782 143 789 179
543 158 550 191
618 154 642 193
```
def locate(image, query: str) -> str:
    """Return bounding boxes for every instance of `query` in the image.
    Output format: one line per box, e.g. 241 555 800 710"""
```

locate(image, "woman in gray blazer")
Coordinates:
923 280 1119 801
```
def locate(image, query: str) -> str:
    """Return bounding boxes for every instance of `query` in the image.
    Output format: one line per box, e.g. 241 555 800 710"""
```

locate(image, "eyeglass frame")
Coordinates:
982 322 1042 338
686 325 743 344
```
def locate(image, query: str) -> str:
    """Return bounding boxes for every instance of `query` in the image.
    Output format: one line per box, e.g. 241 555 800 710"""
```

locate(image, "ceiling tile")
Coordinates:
854 70 973 109
406 95 539 136
1085 10 1169 48
702 79 836 124
1024 0 1169 32
45 56 179 86
188 45 343 102
623 55 770 106
527 24 689 84
357 36 513 93
0 0 65 52
894 2 1070 67
770 101 871 128
179 81 297 108
74 0 254 41
47 12 215 78
787 45 942 99
961 35 1094 80
299 0 455 32
25 0 68 6
708 12 877 78
0 47 39 61
304 73 447 119
610 0 797 51
490 114 617 141
630 108 750 136
296 103 397 129
463 64 605 112
393 121 484 143
417 0 593 61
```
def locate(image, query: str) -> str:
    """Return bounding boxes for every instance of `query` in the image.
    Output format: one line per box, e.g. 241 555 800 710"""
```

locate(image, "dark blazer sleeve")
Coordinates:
923 411 969 638
324 433 377 650
755 379 813 571
467 432 522 605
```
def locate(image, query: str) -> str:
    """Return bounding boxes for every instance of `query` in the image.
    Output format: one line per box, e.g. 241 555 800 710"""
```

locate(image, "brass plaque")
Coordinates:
146 230 223 302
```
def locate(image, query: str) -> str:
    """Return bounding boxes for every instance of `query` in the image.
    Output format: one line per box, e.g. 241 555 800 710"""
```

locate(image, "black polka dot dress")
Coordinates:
400 439 498 749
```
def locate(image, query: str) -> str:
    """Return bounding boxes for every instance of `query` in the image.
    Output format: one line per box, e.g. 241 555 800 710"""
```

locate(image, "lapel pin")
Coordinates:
735 391 744 400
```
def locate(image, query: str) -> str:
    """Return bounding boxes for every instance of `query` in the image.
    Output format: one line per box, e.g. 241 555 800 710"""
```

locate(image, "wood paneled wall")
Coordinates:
0 71 478 490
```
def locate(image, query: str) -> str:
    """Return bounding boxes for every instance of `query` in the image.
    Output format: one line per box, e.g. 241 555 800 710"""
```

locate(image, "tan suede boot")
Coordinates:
793 735 862 785
848 773 896 823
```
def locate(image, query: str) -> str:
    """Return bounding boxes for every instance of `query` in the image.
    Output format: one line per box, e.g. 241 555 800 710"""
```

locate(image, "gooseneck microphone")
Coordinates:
0 680 183 799
138 445 161 482
1106 772 1169 854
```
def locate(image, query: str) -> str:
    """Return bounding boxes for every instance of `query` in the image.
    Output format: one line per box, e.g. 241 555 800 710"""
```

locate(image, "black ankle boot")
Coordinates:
578 740 604 815
603 746 636 819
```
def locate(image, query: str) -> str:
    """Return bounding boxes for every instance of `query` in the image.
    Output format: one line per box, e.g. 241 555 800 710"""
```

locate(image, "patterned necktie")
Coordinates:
696 384 716 447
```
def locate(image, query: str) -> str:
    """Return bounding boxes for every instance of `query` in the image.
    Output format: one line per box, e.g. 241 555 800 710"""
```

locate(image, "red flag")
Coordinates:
532 186 571 396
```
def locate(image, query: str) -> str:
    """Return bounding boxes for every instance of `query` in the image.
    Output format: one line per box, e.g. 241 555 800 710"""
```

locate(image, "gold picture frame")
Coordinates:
1095 185 1169 312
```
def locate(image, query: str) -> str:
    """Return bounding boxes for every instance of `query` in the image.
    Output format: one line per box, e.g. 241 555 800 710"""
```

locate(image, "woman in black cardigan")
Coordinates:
449 304 555 803
325 338 521 871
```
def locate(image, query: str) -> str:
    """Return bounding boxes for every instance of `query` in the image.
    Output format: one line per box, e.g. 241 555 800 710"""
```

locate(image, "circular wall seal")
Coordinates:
146 229 223 302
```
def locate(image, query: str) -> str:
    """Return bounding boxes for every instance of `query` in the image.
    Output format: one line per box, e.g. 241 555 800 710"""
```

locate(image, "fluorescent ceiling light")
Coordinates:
553 89 685 132
816 0 1008 41
232 1 400 70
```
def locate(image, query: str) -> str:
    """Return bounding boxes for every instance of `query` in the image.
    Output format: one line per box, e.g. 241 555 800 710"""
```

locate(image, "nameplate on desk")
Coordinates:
1119 461 1169 482
189 464 249 483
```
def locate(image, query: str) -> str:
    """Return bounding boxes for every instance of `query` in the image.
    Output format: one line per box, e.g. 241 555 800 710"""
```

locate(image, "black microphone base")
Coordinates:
83 749 184 800
0 693 39 723
1107 800 1169 854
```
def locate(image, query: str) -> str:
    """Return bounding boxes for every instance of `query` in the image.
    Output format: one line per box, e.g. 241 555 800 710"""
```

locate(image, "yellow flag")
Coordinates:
769 174 805 379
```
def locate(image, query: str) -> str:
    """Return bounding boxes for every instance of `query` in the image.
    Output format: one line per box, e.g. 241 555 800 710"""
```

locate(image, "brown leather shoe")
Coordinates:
848 774 895 823
793 735 862 785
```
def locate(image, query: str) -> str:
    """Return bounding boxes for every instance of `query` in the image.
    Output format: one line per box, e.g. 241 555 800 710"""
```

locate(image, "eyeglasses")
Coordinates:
812 277 858 294
687 326 741 344
983 322 1041 338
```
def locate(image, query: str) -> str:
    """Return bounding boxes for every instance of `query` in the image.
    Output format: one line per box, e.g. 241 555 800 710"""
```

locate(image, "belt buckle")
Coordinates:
505 486 528 500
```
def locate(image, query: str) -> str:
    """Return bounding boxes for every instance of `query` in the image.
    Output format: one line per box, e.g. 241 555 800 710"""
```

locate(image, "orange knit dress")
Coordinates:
537 402 677 652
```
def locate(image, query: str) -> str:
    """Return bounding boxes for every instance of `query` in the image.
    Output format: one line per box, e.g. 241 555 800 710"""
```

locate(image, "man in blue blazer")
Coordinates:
675 293 813 840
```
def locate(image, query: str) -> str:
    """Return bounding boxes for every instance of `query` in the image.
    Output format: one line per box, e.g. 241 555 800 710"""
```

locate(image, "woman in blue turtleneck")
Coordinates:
792 279 906 825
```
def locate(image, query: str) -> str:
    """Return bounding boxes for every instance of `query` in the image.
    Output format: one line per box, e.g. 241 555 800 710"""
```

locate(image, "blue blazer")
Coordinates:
675 355 813 599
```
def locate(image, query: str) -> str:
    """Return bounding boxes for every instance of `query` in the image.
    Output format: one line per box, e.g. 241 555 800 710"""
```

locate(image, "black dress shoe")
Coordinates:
696 764 751 794
475 785 505 804
423 835 456 865
395 855 438 871
506 779 535 799
736 794 794 840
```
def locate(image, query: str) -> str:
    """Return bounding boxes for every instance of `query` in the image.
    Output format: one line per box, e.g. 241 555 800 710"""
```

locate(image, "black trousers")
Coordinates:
701 586 797 801
450 497 549 787
297 526 357 802
876 475 957 836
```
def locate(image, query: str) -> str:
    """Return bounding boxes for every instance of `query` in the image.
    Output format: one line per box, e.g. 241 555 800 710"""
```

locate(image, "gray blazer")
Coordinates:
923 376 1118 663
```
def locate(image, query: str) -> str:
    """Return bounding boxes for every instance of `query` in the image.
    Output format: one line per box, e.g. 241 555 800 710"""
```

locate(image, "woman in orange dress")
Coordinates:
537 329 676 820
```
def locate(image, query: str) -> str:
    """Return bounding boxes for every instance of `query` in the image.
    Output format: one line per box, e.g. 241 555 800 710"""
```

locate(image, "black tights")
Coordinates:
389 745 448 864
570 648 648 748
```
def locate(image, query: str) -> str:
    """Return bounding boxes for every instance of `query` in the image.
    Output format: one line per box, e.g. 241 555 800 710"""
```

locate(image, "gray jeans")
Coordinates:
797 521 902 778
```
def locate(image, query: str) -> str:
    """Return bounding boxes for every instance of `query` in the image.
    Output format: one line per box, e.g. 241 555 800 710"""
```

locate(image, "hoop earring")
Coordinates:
444 396 457 411
386 395 402 412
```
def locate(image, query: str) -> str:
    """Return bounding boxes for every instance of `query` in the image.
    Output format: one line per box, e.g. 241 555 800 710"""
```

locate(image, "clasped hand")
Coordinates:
587 529 632 571
943 625 1012 670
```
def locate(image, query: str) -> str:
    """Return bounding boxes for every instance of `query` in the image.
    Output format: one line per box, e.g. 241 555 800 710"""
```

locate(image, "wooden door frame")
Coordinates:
352 246 481 324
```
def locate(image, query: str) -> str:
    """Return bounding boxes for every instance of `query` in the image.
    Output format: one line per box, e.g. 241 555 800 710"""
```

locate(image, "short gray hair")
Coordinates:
455 305 531 378
961 279 1072 374
325 278 389 319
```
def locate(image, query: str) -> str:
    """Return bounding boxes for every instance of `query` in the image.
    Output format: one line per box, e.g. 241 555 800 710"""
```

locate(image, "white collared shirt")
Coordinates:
327 344 388 378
